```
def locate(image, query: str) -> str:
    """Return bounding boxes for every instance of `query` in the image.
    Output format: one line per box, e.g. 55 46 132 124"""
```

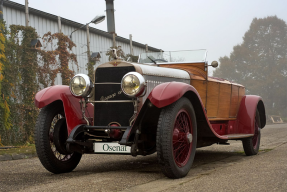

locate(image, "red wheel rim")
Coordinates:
172 109 192 167
252 119 259 149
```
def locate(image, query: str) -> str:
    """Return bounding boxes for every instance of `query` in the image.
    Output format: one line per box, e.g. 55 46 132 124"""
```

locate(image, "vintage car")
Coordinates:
34 49 266 179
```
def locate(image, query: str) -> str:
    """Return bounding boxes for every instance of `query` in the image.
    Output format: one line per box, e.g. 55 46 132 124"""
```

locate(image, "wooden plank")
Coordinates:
190 79 206 107
229 85 239 117
206 81 219 117
217 83 231 118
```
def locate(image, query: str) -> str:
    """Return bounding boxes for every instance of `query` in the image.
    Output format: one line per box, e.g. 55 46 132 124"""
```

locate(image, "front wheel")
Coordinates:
35 102 82 174
156 97 197 179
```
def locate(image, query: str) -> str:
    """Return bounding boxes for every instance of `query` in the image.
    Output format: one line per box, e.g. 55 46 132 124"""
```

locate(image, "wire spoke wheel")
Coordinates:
252 119 260 149
242 110 261 156
49 114 73 161
35 102 82 174
173 109 192 167
157 97 197 179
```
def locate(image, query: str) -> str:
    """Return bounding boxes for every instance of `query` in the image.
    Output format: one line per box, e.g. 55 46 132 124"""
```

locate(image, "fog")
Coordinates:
0 0 286 145
11 0 287 73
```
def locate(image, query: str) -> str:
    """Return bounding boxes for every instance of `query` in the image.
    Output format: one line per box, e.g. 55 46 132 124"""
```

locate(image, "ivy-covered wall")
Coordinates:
0 22 78 145
0 20 11 139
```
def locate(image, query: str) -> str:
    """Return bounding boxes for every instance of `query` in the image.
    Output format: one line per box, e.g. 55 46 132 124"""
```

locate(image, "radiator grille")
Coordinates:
94 66 135 126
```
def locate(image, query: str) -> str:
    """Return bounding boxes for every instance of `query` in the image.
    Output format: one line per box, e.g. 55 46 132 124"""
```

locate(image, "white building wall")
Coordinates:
2 2 157 85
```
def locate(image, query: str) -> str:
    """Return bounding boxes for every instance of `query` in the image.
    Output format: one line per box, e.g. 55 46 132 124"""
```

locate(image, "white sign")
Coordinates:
94 142 131 154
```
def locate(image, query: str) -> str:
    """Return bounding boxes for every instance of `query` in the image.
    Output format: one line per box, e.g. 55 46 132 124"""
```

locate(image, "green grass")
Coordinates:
0 145 36 156
236 151 245 154
236 148 273 155
259 148 273 153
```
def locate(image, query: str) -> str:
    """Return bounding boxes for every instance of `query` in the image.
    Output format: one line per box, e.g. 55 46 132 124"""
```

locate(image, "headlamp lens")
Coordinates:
70 76 87 96
122 74 140 95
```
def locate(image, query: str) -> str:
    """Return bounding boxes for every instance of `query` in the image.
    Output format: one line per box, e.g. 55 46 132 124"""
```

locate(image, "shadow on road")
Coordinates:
0 148 247 191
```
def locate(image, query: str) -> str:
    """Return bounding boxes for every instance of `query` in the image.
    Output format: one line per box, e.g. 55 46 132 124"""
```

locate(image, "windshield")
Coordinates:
138 49 207 64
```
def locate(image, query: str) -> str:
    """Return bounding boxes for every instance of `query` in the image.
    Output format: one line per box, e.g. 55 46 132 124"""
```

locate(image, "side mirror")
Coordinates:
210 61 218 68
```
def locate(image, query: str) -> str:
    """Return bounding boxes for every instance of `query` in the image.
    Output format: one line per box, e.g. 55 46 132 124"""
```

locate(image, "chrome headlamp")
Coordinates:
69 74 93 97
121 72 146 97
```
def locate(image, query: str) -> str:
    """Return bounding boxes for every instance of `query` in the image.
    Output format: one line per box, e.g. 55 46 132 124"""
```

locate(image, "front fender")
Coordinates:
119 82 229 145
148 82 199 108
236 95 266 134
35 85 94 135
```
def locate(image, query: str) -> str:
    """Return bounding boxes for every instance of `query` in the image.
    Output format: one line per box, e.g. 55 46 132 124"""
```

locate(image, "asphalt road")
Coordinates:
0 124 286 192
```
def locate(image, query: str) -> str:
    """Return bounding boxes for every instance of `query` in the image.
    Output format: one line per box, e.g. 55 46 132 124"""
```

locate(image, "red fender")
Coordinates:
147 82 228 140
236 95 265 134
148 82 200 108
146 82 265 140
35 85 94 135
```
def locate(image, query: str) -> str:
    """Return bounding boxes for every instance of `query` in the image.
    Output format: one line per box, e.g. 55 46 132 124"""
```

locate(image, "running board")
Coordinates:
222 134 254 139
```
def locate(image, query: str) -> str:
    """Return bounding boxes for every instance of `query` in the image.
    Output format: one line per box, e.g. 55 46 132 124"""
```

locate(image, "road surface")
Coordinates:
0 124 286 192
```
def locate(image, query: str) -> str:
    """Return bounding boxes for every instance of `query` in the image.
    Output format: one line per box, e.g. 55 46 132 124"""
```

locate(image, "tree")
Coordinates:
213 16 287 117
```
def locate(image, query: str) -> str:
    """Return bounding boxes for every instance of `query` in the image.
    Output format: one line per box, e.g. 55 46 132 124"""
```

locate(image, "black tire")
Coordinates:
242 110 261 156
156 97 197 179
35 102 82 174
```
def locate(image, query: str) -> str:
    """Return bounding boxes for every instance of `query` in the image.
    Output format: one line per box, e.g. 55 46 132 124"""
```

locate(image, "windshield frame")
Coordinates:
138 49 208 64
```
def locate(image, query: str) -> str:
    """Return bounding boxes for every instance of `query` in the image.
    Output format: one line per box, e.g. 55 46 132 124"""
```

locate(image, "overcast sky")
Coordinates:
12 0 287 74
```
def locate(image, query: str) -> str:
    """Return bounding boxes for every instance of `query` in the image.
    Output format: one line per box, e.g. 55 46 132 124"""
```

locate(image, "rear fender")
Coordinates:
35 85 94 135
236 95 266 134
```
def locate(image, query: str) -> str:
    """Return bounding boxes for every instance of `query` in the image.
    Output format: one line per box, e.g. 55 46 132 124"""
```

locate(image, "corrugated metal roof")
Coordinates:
3 0 161 52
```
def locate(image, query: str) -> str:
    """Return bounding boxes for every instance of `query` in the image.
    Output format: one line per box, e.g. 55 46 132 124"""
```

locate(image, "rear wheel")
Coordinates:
156 97 197 179
242 110 261 156
35 102 82 174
